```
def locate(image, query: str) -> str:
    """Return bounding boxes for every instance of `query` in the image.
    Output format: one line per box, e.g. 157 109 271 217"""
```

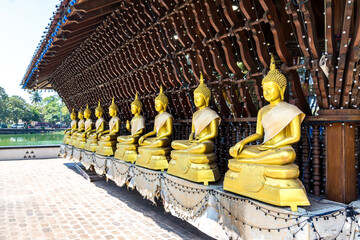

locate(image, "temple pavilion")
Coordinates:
21 0 360 239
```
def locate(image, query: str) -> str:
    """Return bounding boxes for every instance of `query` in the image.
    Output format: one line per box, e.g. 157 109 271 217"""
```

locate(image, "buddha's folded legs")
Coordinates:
117 135 139 144
231 145 296 165
172 140 214 154
140 137 171 148
100 134 117 141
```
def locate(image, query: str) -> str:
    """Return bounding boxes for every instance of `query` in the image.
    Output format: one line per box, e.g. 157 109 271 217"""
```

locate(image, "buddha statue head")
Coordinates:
131 92 142 115
194 72 211 108
262 54 287 102
109 97 119 117
78 108 84 120
95 100 105 118
84 104 91 119
155 86 168 112
70 108 77 120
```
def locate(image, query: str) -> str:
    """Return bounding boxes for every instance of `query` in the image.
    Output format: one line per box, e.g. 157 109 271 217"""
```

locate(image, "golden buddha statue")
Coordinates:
96 98 121 156
167 73 221 185
84 101 106 152
69 108 84 146
223 54 310 211
63 108 78 144
74 104 94 149
136 86 173 171
114 93 145 163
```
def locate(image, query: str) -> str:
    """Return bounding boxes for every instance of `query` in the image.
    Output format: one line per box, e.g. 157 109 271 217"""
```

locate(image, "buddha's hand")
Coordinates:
233 141 246 157
126 120 130 130
258 145 277 151
190 139 200 143
139 136 145 144
188 132 195 142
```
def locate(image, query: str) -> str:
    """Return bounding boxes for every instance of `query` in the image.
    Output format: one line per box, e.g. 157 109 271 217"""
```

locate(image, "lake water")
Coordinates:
0 132 64 146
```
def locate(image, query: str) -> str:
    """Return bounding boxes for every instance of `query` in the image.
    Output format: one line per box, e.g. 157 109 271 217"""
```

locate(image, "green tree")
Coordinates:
6 95 29 124
0 87 8 123
30 91 42 104
41 96 61 124
61 105 71 125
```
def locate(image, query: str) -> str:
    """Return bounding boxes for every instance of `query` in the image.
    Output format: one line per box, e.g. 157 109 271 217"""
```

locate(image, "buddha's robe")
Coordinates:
154 112 172 133
130 116 146 135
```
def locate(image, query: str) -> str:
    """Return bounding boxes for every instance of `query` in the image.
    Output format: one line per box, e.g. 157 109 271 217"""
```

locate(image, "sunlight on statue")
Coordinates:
63 108 78 144
74 104 94 149
136 86 173 171
84 101 106 152
96 98 121 156
223 54 310 211
114 93 145 163
69 108 84 146
167 73 221 185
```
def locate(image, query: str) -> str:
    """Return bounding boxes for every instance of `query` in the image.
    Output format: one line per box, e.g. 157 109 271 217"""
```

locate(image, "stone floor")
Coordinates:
0 158 212 240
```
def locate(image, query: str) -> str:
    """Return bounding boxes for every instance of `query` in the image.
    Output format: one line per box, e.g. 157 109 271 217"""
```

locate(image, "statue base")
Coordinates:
84 138 98 152
114 143 138 163
75 139 86 149
167 151 220 185
69 135 77 146
96 140 117 156
63 135 71 145
135 147 170 171
223 160 310 212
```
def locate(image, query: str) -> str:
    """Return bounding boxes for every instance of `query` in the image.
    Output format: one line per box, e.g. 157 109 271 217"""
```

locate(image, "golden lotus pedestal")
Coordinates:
135 147 170 171
223 161 310 212
114 143 138 163
74 137 86 149
84 138 98 152
69 134 78 146
96 140 117 156
167 152 220 185
63 135 71 144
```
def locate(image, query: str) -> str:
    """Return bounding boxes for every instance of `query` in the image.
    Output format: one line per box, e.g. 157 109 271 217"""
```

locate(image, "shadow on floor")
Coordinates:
64 162 215 240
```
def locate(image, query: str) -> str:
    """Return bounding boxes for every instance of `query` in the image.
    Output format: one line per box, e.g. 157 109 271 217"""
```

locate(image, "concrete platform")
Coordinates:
0 158 212 240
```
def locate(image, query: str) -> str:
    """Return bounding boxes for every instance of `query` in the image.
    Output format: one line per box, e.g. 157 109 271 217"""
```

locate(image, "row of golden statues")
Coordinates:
63 56 309 211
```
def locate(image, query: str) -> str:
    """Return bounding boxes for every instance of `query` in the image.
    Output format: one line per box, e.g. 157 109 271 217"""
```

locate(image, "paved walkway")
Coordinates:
0 158 212 240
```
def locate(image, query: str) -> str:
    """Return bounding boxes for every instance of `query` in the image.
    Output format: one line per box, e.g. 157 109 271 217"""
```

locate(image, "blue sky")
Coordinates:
0 0 59 102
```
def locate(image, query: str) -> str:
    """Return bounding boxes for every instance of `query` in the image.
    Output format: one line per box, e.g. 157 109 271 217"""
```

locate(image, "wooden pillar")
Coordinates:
319 110 360 203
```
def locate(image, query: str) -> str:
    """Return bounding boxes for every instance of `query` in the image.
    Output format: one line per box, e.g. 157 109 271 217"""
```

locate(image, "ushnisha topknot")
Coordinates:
71 108 77 118
109 97 119 111
194 72 211 100
262 54 287 89
84 104 91 115
131 92 143 110
155 85 169 108
95 100 105 113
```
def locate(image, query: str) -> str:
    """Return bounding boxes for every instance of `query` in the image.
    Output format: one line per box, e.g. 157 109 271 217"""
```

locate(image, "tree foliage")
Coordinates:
0 88 70 125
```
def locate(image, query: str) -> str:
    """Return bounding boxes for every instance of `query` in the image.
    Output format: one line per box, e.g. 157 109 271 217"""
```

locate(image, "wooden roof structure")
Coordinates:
22 0 359 121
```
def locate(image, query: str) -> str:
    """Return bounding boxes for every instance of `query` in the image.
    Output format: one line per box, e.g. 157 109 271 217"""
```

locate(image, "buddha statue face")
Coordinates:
263 81 284 103
155 100 165 112
70 112 76 120
109 98 119 117
194 93 207 108
78 111 84 120
84 111 90 119
131 104 140 115
109 107 117 117
95 109 103 118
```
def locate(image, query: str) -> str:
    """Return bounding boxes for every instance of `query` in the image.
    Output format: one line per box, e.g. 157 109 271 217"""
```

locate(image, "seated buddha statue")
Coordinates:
84 101 106 152
96 98 121 156
223 54 310 211
167 73 221 185
69 108 85 146
63 108 78 144
74 104 94 149
114 93 145 163
135 86 173 171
